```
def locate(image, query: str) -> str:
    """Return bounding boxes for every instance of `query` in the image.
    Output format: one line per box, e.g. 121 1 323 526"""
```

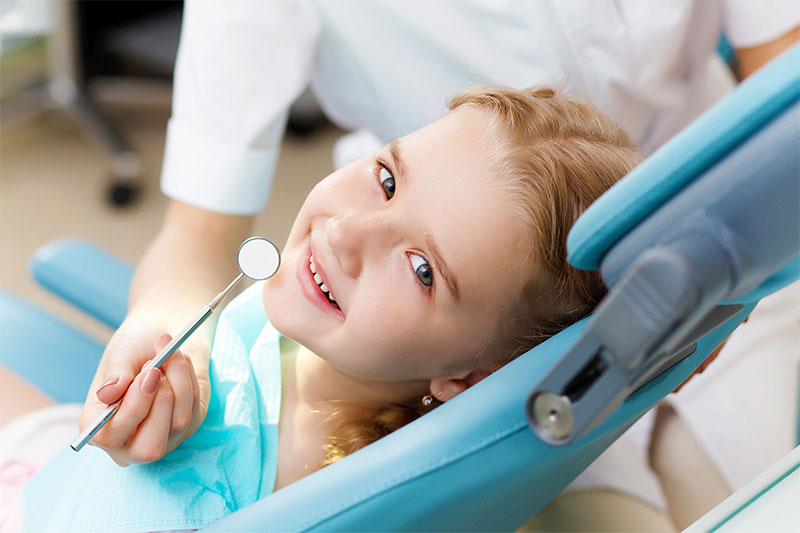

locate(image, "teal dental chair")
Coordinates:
1 44 798 531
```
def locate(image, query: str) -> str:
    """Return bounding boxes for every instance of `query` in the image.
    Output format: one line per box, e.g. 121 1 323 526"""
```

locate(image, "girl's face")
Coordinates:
263 109 528 382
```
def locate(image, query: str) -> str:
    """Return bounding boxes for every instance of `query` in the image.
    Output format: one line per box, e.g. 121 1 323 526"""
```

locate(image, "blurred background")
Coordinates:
1 0 344 345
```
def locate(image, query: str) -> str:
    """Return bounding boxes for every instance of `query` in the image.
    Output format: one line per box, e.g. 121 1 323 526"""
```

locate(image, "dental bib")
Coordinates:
24 281 283 532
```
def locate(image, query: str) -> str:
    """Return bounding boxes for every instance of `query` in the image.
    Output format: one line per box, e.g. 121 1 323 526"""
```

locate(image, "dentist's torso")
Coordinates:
309 0 735 155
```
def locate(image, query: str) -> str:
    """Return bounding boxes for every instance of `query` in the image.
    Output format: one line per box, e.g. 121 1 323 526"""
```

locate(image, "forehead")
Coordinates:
400 109 528 310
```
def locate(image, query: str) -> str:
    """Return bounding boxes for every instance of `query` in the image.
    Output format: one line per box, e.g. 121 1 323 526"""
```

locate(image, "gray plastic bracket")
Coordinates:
526 238 734 446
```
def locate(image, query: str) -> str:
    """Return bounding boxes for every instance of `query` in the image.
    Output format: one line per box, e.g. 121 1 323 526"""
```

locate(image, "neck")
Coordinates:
287 346 428 414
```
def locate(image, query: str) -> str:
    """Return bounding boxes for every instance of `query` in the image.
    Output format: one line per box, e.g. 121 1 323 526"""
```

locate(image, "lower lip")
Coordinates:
297 244 344 320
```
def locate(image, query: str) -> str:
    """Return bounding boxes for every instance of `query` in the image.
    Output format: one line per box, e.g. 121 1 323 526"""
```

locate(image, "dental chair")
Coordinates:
2 44 798 531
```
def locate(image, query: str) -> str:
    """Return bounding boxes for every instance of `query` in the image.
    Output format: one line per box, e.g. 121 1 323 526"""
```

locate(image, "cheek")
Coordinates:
348 280 426 341
356 301 457 373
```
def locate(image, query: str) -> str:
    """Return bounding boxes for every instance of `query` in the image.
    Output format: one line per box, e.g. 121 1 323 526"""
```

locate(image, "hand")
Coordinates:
673 317 748 393
79 316 210 466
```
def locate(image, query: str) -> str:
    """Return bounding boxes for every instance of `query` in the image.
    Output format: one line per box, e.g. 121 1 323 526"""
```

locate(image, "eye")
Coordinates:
409 253 433 289
378 165 395 200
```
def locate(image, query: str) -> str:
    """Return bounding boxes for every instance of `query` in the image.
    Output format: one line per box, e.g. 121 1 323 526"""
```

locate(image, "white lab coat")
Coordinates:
161 0 799 215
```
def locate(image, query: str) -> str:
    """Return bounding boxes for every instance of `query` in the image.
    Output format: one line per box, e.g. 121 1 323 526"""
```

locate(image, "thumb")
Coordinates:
95 334 171 404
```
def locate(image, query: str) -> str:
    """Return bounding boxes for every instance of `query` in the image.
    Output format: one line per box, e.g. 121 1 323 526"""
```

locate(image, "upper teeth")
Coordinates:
309 255 338 305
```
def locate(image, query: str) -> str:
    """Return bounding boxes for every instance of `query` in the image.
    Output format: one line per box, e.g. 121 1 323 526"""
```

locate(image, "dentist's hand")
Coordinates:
672 317 749 393
78 198 252 466
79 315 211 466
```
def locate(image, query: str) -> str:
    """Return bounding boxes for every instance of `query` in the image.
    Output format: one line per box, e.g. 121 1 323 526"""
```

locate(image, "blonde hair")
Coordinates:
322 86 642 466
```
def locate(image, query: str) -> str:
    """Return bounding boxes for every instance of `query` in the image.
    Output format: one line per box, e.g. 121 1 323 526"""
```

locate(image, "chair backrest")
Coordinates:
526 43 799 446
208 310 752 532
205 41 800 533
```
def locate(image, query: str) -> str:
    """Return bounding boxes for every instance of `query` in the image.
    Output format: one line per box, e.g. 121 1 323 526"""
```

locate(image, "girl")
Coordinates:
6 86 641 531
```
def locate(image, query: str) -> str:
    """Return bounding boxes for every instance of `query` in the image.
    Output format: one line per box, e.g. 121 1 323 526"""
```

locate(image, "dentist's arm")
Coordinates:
81 0 317 466
79 200 254 466
735 25 799 79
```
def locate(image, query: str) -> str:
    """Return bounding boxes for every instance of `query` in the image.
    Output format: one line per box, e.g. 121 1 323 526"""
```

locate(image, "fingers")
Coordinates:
161 348 194 437
95 336 158 405
84 323 209 465
91 366 162 450
696 343 724 373
186 352 201 420
673 339 729 393
90 333 200 464
163 353 203 455
124 374 175 464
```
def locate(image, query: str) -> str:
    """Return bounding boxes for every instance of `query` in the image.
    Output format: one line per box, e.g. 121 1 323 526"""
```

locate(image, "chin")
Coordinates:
262 275 292 335
261 278 311 349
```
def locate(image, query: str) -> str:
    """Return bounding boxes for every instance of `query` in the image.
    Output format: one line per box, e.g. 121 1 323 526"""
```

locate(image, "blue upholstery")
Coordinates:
0 291 104 403
0 246 752 529
0 238 131 402
4 42 798 532
31 238 131 329
210 305 753 532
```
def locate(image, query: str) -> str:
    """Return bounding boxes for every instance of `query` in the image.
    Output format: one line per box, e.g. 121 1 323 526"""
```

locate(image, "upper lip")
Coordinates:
310 240 343 313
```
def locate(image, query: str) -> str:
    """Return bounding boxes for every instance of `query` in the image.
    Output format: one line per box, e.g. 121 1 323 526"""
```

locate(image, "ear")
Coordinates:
429 368 494 403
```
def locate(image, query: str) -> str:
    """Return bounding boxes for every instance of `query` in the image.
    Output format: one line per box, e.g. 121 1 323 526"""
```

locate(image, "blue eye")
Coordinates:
409 253 433 289
379 166 395 200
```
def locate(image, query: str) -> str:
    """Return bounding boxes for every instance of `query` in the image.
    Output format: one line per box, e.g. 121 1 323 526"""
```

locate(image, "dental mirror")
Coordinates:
238 237 280 280
71 236 280 452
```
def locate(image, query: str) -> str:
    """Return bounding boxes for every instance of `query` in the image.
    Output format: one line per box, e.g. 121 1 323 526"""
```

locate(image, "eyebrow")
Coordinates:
387 139 461 304
387 139 408 181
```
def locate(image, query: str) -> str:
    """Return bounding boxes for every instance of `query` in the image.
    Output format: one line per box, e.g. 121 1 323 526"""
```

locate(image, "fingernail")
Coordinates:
156 334 171 350
141 368 160 395
97 376 119 394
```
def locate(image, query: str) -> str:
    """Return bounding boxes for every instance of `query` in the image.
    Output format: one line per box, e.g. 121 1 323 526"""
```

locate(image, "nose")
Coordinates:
326 211 393 278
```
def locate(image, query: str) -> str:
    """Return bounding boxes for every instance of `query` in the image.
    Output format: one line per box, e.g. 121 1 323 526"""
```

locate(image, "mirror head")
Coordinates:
238 237 280 280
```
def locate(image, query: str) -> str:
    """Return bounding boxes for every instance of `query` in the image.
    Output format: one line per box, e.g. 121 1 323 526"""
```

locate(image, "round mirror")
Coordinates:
237 237 280 280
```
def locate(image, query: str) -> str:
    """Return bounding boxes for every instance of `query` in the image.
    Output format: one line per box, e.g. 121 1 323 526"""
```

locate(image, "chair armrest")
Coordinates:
0 291 104 403
30 239 133 329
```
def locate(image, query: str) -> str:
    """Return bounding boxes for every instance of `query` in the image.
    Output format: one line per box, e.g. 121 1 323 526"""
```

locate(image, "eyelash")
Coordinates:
375 159 393 198
373 158 434 294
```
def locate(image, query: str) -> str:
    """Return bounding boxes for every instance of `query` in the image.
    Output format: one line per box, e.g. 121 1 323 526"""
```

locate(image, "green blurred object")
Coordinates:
0 34 44 59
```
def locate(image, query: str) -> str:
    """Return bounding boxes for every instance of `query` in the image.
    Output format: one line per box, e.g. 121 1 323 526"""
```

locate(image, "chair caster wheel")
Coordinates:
108 180 138 207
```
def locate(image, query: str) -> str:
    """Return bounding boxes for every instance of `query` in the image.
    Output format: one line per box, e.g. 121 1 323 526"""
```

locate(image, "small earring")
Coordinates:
421 394 435 406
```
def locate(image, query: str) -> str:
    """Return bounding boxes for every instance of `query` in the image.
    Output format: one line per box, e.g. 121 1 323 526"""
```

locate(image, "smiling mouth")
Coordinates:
309 254 340 310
